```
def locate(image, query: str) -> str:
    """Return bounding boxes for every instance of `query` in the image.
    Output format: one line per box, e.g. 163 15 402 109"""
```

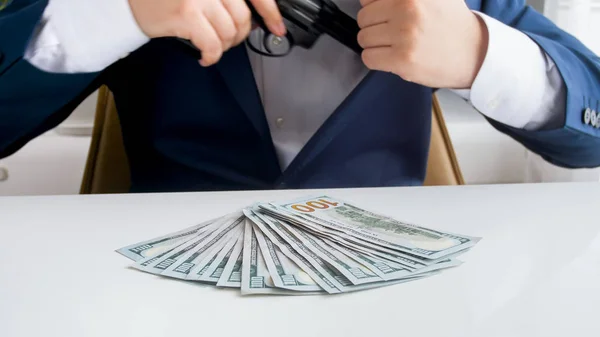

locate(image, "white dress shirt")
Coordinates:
24 0 566 170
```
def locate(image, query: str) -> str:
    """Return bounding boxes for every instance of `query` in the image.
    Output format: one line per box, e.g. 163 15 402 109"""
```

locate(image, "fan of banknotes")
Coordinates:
116 195 480 295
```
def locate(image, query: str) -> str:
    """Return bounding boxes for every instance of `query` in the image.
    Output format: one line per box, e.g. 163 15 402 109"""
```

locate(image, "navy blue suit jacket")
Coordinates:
2 0 600 192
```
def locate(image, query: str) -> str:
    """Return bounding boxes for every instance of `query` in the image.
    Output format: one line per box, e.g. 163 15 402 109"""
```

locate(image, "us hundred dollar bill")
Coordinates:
129 221 221 272
252 223 323 292
258 203 437 267
272 196 480 260
256 211 447 293
274 217 384 285
115 216 219 261
243 209 341 294
321 238 412 280
216 237 244 288
132 214 242 275
262 203 470 274
241 220 292 295
159 216 243 279
196 231 243 283
186 225 244 281
253 211 361 292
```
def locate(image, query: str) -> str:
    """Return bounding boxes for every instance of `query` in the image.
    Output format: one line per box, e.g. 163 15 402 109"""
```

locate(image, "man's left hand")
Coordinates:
356 0 489 89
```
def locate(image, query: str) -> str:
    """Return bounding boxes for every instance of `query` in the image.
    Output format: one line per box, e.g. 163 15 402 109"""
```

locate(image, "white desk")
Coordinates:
1 183 599 337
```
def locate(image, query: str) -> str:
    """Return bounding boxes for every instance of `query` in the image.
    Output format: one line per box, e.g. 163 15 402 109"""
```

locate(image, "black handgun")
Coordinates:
178 0 362 58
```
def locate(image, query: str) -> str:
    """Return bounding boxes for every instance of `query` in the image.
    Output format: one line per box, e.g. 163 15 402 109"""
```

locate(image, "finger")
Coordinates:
222 0 252 46
357 0 392 28
204 2 238 51
361 47 394 72
189 15 223 66
248 0 286 36
357 23 392 49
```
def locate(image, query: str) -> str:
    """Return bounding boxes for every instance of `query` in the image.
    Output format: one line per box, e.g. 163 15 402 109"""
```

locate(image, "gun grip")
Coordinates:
175 0 270 59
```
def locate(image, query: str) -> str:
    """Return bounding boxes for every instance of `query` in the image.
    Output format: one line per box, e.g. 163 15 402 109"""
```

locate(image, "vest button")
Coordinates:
275 117 284 128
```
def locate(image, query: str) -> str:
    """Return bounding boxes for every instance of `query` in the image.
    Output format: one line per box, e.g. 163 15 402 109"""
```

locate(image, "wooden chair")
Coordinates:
80 86 464 194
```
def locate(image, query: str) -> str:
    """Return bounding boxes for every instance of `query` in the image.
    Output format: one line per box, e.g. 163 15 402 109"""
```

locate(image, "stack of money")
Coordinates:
116 195 480 295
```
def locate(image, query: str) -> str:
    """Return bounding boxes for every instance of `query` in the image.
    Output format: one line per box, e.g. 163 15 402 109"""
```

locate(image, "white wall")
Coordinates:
56 91 98 135
437 90 533 185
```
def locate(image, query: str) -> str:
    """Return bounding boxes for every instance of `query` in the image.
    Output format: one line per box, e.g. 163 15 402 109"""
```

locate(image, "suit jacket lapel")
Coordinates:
279 71 376 179
215 45 271 142
280 71 417 182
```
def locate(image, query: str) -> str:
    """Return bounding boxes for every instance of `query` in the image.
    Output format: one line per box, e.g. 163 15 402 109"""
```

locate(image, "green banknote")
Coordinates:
115 216 219 261
160 217 243 279
216 237 244 288
272 196 481 260
258 203 437 267
256 211 450 293
244 209 341 294
196 231 243 283
252 223 323 292
132 215 242 275
184 224 244 281
272 216 384 285
241 220 295 295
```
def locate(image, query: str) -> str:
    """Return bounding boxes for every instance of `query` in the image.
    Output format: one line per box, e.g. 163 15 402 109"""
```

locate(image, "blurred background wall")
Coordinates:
0 0 598 196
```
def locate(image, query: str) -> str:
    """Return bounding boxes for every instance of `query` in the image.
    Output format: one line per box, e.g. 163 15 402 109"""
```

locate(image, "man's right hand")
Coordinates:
128 0 286 66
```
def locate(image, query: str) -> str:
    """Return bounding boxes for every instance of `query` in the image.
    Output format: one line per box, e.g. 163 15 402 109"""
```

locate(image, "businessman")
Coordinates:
1 0 600 193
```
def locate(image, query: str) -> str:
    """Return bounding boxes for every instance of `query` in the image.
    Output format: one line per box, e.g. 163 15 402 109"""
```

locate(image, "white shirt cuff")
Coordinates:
449 11 566 131
25 0 150 73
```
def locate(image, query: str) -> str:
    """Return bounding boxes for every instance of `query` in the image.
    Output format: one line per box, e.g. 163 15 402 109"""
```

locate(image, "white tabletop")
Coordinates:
1 182 599 337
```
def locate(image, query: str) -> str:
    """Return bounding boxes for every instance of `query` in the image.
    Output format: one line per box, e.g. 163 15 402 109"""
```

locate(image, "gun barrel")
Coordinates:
315 0 362 54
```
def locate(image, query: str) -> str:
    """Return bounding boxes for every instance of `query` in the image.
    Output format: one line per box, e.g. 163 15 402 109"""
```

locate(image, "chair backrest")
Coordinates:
80 86 464 194
426 94 465 186
80 87 131 194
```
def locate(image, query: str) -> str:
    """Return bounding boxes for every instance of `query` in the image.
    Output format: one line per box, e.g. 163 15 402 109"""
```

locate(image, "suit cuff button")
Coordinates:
584 108 592 125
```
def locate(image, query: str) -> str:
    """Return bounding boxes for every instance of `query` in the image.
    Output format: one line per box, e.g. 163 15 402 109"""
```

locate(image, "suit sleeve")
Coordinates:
479 0 600 168
0 0 102 159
